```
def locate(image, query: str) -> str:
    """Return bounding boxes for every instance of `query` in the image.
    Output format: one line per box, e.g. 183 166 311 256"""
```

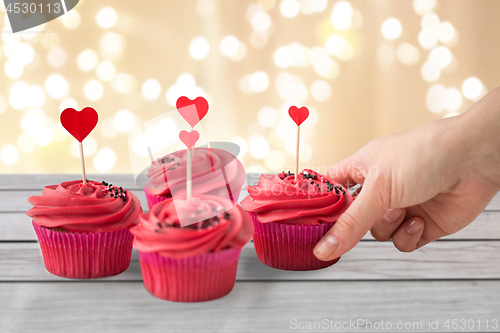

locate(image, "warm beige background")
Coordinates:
0 0 499 175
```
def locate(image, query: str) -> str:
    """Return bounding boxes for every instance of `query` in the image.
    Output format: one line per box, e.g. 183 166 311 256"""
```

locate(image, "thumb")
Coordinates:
313 178 387 261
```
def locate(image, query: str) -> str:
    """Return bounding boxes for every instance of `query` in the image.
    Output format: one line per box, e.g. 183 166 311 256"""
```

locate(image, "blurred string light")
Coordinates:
418 28 437 49
249 71 269 92
381 18 402 40
99 32 125 61
112 73 135 94
257 106 278 128
197 0 215 16
96 60 116 81
274 43 309 68
280 0 300 18
426 84 446 113
309 46 339 78
462 77 484 101
275 72 308 104
96 7 117 29
61 10 81 29
21 109 53 146
47 47 67 68
165 73 206 106
45 74 69 100
77 49 99 72
413 0 436 15
310 80 331 101
141 79 162 101
248 134 270 160
421 61 440 82
59 97 79 111
27 85 45 108
0 144 19 165
330 1 353 30
219 36 246 61
114 110 136 132
189 36 210 60
84 79 104 101
396 43 420 65
250 31 269 49
444 88 462 111
93 148 116 172
252 10 272 31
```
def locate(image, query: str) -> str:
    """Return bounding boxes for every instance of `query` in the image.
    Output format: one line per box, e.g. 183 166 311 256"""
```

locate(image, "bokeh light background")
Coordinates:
0 0 498 174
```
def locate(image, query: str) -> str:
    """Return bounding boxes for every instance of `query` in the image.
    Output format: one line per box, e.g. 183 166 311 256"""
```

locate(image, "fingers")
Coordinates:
314 179 387 261
370 208 406 242
392 217 425 252
327 156 366 188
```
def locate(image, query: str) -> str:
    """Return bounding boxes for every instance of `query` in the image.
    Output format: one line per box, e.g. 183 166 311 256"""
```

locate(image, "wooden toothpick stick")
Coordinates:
186 148 192 201
80 142 87 185
295 126 300 182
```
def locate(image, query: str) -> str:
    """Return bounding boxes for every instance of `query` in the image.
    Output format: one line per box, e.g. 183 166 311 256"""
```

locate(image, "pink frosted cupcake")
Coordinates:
241 169 353 271
26 180 142 279
131 195 253 302
145 148 245 209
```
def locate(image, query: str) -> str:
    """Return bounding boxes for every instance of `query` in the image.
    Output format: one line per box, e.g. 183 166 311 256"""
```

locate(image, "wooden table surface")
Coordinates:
1 174 499 333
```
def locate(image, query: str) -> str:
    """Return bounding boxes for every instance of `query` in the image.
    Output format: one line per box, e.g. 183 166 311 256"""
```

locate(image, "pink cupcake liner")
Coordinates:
32 221 134 279
138 248 241 302
144 183 241 210
144 186 169 210
249 213 340 271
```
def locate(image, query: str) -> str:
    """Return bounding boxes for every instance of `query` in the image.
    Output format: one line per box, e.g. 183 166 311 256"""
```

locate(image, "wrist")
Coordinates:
456 88 500 189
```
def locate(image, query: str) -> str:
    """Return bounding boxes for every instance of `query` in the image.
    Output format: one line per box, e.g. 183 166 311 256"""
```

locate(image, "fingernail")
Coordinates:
384 209 403 223
314 234 339 260
406 219 423 235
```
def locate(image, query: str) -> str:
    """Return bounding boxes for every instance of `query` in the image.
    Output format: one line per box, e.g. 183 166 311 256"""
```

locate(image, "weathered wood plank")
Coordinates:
0 281 498 333
2 210 499 241
1 241 500 281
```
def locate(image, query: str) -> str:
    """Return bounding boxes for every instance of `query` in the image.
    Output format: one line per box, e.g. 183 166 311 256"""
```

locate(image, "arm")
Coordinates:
314 87 500 261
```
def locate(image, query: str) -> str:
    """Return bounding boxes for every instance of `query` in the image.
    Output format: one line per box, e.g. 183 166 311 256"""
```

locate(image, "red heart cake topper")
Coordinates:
179 129 200 149
176 96 209 128
60 107 98 142
288 106 309 126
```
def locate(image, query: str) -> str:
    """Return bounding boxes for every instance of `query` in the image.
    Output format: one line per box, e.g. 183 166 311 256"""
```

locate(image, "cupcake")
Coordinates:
131 195 254 302
241 169 353 271
144 147 245 209
26 180 143 279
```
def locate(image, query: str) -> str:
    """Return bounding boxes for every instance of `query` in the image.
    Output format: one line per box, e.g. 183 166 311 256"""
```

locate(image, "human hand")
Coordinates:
314 88 500 261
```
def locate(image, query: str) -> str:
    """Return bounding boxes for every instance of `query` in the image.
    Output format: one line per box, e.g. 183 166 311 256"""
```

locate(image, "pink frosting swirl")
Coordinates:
146 148 245 199
131 195 254 259
27 180 143 233
241 169 353 225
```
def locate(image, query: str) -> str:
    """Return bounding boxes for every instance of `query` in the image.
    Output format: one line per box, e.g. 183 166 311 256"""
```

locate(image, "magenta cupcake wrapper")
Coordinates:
32 221 134 279
144 186 168 210
144 184 242 210
249 213 340 271
138 248 241 302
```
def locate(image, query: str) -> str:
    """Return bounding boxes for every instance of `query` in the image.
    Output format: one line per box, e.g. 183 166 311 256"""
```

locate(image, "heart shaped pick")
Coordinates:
179 130 200 149
60 107 98 142
288 106 309 126
176 96 209 128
